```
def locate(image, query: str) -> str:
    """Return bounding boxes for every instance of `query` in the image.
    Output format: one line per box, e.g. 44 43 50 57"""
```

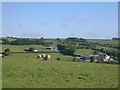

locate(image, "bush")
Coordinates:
93 51 98 55
28 47 34 52
90 56 95 63
3 49 11 56
57 44 76 56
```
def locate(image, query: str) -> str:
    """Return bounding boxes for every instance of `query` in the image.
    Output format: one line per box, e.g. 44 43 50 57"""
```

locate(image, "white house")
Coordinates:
45 47 58 50
34 49 38 52
103 55 113 61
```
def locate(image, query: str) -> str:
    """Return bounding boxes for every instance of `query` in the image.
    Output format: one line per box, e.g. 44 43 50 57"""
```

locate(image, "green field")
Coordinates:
75 49 94 55
96 46 118 52
2 45 47 52
87 39 118 47
2 53 118 88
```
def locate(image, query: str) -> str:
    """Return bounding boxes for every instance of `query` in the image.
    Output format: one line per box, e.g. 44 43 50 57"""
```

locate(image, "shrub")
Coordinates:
57 43 76 56
90 56 95 63
3 49 11 56
28 47 34 52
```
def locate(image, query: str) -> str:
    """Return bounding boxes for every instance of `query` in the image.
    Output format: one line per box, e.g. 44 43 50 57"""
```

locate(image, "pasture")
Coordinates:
2 53 118 88
1 45 47 52
75 49 100 55
87 39 118 47
96 46 118 52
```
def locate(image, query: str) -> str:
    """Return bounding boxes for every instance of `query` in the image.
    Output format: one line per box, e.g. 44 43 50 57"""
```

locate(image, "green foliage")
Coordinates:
3 49 11 56
56 38 60 40
28 47 34 52
75 49 94 55
90 56 95 63
2 45 46 52
66 37 86 42
93 50 98 55
10 38 53 45
2 38 10 44
57 43 76 56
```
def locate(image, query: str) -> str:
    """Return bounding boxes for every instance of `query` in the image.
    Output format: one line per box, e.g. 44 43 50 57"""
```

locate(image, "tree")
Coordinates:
41 37 44 40
90 56 95 63
2 38 10 44
56 38 60 40
100 48 105 53
57 43 76 56
93 50 98 55
3 49 11 56
28 47 34 52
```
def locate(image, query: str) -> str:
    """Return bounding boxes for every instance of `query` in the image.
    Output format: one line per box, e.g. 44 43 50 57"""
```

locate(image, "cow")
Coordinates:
43 55 51 60
47 55 51 59
41 54 46 58
37 54 42 59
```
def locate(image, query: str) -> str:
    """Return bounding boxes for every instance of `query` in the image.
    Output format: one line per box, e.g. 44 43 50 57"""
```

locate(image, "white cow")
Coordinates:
0 54 2 57
46 55 51 59
43 55 51 60
37 54 42 58
41 54 46 58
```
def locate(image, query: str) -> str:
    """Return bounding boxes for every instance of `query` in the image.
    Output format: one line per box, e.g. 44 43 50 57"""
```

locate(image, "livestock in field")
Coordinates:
37 54 42 58
46 55 51 59
41 54 46 58
43 55 51 60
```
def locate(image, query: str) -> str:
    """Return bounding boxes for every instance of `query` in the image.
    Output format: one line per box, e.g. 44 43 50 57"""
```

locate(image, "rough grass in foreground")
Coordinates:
2 53 118 88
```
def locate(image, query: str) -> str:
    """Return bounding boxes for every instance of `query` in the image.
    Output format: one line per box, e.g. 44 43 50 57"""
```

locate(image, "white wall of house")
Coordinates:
34 50 38 52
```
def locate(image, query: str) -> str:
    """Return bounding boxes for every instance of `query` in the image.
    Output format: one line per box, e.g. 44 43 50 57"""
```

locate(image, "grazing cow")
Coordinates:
56 57 60 61
47 55 51 59
0 54 2 57
43 55 51 60
41 54 46 58
37 54 42 58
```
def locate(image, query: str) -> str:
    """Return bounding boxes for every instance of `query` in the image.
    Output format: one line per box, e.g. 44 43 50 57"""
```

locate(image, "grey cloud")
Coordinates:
64 14 81 23
61 14 89 28
18 24 22 28
22 32 44 37
41 22 48 26
61 23 68 28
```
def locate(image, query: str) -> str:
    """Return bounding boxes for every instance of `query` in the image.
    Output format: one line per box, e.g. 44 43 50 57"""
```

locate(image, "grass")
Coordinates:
87 39 118 47
2 53 118 88
75 49 101 55
2 45 47 52
75 49 93 55
96 46 118 52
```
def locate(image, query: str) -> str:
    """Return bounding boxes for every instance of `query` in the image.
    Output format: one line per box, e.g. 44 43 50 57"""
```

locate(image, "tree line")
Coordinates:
2 38 53 46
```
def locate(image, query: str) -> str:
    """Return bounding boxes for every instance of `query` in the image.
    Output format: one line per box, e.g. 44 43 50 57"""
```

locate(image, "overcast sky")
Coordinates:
2 2 118 39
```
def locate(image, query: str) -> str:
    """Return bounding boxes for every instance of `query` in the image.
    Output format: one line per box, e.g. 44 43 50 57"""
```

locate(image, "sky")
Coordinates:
2 2 118 39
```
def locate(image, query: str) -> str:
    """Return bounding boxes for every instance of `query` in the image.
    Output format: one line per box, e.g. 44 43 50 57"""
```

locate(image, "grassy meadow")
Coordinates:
75 49 94 55
1 45 47 52
2 53 118 88
87 39 118 47
1 38 119 88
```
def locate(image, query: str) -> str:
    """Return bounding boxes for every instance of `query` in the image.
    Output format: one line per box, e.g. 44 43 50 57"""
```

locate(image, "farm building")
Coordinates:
74 54 113 62
99 54 113 61
33 49 38 52
45 47 58 50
